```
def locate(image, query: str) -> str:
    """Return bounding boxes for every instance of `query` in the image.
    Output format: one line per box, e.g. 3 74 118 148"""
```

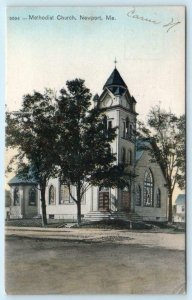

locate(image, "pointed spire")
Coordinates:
103 67 127 89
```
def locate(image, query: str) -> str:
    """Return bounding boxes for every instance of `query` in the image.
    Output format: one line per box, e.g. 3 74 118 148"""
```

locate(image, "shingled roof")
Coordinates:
103 68 127 89
8 175 37 186
135 139 151 162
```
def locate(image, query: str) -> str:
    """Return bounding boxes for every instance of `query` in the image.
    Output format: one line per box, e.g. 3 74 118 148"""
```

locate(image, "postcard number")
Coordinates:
9 16 20 20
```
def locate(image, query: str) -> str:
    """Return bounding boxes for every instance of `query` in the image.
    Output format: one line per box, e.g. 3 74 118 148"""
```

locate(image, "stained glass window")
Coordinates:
122 148 126 163
143 170 153 207
13 187 20 206
49 185 55 205
29 187 36 206
60 184 70 204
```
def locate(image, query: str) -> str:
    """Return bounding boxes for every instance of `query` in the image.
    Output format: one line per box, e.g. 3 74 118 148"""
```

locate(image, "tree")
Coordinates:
6 80 132 227
6 89 58 226
138 106 185 222
54 79 129 225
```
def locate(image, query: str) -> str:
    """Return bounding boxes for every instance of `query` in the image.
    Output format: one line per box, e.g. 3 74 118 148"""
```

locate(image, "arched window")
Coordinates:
13 187 20 206
123 121 126 138
126 117 129 137
128 150 132 165
60 184 71 204
103 115 107 134
136 185 141 206
49 185 55 205
108 120 112 130
156 188 161 208
122 148 126 163
143 170 154 207
29 187 36 206
130 124 133 138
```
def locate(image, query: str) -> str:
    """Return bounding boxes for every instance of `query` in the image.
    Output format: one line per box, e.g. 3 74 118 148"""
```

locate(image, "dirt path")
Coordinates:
5 229 185 295
6 227 185 250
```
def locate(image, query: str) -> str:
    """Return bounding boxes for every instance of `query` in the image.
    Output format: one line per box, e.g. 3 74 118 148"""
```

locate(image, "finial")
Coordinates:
114 57 117 68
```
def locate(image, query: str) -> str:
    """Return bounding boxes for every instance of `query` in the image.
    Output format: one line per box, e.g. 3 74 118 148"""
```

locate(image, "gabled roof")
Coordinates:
8 175 37 186
135 139 151 162
135 150 143 162
135 138 168 184
175 194 185 205
103 68 127 89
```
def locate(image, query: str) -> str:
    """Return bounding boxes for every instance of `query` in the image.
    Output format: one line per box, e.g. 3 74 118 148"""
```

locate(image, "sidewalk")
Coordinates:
5 226 71 232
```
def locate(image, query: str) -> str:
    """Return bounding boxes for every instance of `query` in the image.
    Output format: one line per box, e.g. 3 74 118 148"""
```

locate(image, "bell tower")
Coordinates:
94 65 137 211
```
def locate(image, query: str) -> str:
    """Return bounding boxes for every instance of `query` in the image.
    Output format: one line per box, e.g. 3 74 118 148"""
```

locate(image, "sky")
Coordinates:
7 6 185 120
6 6 185 199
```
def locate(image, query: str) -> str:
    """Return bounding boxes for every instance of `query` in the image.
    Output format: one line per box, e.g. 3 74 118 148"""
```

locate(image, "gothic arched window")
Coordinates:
130 124 133 138
103 115 107 135
60 184 70 204
126 117 129 137
136 185 141 206
13 187 20 206
49 185 55 205
122 148 126 164
156 188 161 208
128 150 132 165
143 170 154 207
29 187 36 206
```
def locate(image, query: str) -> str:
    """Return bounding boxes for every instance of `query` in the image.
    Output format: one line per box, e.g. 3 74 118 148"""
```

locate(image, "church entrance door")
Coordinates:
98 187 109 211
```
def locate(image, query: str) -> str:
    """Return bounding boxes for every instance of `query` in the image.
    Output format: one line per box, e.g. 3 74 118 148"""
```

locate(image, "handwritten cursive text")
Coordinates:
127 8 181 33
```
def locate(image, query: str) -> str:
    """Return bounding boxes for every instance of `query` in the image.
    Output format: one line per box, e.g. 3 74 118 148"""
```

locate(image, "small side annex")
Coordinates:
8 176 39 219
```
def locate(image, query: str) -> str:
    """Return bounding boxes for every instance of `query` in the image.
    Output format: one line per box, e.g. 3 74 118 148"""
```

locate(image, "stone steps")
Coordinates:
84 211 143 222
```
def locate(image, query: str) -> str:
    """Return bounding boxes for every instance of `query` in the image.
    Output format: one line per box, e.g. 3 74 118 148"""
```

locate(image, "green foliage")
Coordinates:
6 89 58 182
138 106 185 191
6 79 130 224
138 106 185 222
55 79 129 199
6 89 59 226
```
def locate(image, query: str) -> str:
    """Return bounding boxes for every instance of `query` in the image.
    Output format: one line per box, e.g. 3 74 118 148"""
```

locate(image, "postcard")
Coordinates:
5 6 185 295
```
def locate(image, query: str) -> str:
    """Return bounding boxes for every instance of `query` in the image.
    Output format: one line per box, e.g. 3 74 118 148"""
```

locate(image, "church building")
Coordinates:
8 67 168 223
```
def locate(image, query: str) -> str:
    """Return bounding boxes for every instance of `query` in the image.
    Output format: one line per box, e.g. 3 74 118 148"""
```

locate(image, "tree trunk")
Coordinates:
168 191 173 223
77 200 81 226
40 185 47 227
76 183 81 226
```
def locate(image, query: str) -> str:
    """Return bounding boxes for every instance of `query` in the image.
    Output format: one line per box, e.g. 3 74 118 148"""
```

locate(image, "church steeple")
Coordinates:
103 67 128 97
103 68 127 89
